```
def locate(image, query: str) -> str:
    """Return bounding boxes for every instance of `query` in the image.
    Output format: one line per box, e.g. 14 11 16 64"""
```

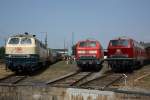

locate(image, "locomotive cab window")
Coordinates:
79 41 96 47
89 42 96 47
110 40 128 46
79 42 87 47
8 38 19 44
21 38 32 44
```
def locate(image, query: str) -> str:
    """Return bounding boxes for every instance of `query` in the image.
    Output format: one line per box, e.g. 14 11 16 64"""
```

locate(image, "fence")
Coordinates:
0 85 150 100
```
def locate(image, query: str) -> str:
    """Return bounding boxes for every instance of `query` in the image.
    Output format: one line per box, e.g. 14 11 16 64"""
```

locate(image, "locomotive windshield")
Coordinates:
8 38 19 44
8 37 32 44
21 38 32 44
79 41 96 47
110 40 128 46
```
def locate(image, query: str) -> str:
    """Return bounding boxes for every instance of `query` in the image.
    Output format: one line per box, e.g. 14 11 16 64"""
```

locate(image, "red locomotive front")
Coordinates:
107 37 146 72
75 39 104 71
108 38 133 58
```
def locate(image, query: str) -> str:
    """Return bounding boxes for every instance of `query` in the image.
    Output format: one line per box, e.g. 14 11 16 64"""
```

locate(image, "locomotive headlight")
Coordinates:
26 54 30 58
124 54 128 57
89 50 97 54
78 50 86 54
116 49 121 53
8 55 12 58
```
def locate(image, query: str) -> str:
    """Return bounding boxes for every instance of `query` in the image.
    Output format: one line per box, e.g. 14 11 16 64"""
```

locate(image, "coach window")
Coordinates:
8 38 19 44
21 38 32 44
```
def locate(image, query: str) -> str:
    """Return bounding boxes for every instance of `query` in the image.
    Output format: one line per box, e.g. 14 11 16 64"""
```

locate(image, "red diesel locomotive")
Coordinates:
75 39 104 70
107 37 146 72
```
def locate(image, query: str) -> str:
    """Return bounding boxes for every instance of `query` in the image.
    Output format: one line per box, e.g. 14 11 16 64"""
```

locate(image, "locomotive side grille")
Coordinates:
110 55 128 58
5 54 39 58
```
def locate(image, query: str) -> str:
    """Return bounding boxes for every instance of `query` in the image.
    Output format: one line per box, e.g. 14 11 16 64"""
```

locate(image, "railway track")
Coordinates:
0 74 28 85
46 71 94 87
80 73 124 90
46 70 125 90
0 68 124 89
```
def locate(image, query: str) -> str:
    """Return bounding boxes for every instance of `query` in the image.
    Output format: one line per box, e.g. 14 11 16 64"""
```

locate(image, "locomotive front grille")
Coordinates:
110 54 128 58
79 56 97 60
77 56 101 65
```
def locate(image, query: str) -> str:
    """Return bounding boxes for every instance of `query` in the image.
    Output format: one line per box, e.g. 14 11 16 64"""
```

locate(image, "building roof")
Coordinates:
52 49 68 52
144 43 150 48
52 49 69 54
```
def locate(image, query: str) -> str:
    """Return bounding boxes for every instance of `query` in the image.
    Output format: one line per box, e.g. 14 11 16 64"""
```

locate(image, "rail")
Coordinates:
46 71 94 87
0 75 27 85
79 73 124 90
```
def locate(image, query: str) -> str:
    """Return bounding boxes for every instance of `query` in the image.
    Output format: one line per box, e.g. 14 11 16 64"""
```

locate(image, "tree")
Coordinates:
72 44 77 55
0 47 5 59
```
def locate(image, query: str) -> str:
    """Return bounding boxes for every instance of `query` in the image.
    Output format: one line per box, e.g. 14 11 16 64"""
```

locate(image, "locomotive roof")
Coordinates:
79 39 99 42
9 33 47 47
10 33 36 38
113 36 132 40
144 43 150 48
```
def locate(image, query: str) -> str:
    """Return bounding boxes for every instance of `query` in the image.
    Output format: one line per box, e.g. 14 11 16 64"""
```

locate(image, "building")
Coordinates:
52 49 69 56
144 43 150 61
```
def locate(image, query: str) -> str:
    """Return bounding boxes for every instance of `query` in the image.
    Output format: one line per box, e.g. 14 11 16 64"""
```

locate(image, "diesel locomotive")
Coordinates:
5 33 50 72
107 36 146 72
75 39 104 71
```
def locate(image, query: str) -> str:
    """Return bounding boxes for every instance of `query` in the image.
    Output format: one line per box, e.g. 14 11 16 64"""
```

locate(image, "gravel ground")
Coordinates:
120 64 150 90
29 61 79 83
0 63 14 79
0 61 78 83
132 65 150 90
0 61 150 91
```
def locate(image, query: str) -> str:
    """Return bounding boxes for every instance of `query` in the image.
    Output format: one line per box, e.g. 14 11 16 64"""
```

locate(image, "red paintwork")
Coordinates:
107 37 146 61
76 40 104 60
146 48 150 60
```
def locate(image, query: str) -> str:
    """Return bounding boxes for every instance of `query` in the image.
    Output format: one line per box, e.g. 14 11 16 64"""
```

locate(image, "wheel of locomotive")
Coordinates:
110 64 118 73
42 61 47 67
139 60 144 68
77 64 84 71
126 63 133 73
79 65 87 71
95 64 102 71
5 64 9 70
128 66 133 73
133 60 141 70
7 65 16 72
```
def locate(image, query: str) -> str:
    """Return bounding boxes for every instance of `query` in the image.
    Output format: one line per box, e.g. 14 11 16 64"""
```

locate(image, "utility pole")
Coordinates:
0 34 7 46
72 32 74 47
71 32 75 55
64 38 66 55
45 32 48 48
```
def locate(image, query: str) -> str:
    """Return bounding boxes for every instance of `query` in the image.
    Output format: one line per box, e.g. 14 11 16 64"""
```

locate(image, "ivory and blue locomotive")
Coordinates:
5 32 50 72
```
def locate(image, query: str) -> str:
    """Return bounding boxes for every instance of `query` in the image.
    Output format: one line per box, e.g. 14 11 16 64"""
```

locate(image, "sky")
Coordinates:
0 0 150 49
